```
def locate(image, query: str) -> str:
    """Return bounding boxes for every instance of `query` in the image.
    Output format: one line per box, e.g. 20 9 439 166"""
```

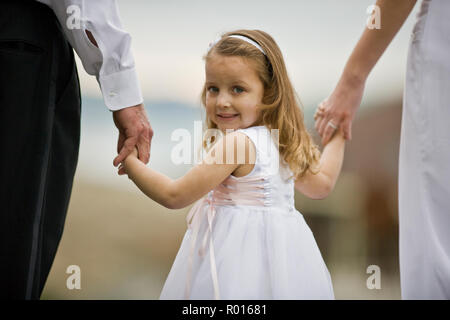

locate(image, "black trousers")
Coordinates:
0 0 81 299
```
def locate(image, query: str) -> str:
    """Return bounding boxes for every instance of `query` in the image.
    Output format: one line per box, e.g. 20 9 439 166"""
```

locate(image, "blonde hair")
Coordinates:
200 29 320 179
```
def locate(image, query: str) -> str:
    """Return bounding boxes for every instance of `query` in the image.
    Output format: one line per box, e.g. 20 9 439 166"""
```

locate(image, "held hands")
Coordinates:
118 147 138 175
112 103 153 175
314 103 338 143
314 79 365 145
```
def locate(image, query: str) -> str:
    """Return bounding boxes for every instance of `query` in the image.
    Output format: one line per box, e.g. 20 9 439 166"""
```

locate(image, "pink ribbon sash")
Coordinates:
184 175 269 299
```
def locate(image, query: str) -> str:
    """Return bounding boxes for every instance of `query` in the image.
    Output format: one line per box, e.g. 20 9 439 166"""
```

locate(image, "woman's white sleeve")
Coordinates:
42 0 143 111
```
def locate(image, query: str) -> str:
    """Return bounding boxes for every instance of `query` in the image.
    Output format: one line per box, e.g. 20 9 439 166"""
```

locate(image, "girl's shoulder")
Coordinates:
235 125 270 144
235 125 275 152
234 125 280 176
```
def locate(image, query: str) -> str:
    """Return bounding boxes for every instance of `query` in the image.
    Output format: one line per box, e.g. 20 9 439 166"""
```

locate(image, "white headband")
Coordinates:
207 34 266 55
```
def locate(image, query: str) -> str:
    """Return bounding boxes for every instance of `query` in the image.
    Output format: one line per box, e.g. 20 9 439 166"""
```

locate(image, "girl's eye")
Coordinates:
208 86 218 93
233 87 244 94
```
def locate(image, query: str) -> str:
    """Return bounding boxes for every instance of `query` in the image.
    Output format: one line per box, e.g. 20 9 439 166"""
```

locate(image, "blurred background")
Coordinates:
42 0 421 299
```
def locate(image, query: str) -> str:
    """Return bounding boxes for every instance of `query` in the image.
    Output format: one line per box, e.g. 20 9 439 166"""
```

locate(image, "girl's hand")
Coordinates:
119 147 139 175
131 147 138 157
118 163 127 175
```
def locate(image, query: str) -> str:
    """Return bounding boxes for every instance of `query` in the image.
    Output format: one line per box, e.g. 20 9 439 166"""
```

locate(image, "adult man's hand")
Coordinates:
112 103 153 175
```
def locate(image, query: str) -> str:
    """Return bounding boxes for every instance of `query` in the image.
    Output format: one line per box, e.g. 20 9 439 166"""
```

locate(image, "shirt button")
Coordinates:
109 91 117 97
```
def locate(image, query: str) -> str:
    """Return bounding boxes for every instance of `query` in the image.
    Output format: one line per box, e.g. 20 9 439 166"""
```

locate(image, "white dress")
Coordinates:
159 125 334 300
399 0 450 299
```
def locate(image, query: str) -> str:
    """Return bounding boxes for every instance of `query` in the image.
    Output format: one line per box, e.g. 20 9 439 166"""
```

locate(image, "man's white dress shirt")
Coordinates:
37 0 143 111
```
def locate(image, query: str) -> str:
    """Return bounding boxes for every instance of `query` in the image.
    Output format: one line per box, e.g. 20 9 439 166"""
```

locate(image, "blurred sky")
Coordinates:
76 0 421 111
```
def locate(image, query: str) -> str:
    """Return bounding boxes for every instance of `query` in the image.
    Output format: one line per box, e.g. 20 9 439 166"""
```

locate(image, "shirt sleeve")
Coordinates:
38 0 143 111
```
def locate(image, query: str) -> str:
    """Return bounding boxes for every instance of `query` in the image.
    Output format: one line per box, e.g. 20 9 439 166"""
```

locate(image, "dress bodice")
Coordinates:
207 125 296 213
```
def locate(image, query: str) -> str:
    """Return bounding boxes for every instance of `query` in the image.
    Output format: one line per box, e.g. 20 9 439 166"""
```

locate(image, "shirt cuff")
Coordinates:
98 68 144 111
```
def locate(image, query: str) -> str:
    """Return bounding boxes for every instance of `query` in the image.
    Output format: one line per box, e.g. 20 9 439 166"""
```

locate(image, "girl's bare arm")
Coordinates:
294 132 345 199
123 131 254 209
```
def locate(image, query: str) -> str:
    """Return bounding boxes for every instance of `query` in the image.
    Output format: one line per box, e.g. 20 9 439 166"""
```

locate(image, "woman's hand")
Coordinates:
315 77 365 145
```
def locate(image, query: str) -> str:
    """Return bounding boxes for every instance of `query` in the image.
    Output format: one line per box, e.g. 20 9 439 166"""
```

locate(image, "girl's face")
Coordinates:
205 54 264 133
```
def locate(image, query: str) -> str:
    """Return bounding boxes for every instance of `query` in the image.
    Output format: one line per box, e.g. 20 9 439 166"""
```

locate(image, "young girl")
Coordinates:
121 29 345 300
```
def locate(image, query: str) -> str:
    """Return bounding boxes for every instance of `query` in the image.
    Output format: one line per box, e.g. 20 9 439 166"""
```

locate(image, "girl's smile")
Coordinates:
216 113 239 121
205 54 264 132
